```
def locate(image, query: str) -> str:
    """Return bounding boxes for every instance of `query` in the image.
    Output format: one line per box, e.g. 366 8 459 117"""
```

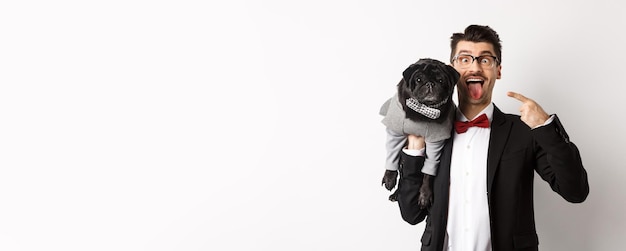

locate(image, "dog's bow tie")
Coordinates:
406 97 444 119
454 114 489 133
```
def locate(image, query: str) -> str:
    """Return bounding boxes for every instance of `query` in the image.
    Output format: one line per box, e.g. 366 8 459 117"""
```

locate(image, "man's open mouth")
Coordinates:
466 77 484 99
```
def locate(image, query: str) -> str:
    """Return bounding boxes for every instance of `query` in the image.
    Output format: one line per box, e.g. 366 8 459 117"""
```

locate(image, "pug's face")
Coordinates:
398 58 460 121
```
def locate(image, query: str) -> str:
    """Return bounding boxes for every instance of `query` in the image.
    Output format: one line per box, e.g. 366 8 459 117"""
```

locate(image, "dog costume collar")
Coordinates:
406 97 448 119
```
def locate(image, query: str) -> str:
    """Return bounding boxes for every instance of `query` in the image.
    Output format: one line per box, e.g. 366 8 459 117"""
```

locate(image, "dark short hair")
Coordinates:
450 25 502 65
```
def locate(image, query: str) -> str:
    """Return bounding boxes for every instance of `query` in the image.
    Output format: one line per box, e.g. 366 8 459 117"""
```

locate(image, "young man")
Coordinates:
396 25 589 251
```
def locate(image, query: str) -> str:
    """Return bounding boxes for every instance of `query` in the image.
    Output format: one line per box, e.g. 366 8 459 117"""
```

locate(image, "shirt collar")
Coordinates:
456 103 495 122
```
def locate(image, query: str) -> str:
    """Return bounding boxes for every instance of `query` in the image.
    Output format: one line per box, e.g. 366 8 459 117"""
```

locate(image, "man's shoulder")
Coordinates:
492 105 529 129
492 104 519 119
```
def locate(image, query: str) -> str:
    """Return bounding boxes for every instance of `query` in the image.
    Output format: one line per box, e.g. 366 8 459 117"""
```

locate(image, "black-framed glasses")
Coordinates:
452 54 499 68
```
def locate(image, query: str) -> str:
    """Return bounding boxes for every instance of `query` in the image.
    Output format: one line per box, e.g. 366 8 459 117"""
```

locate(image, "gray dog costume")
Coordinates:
379 58 458 179
379 94 454 175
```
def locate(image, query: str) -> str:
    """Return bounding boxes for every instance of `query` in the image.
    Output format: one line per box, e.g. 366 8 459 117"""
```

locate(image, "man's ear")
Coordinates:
496 64 502 79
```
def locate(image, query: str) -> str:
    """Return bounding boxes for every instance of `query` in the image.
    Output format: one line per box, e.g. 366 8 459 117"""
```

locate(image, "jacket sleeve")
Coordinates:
396 151 429 225
532 115 590 203
385 128 407 171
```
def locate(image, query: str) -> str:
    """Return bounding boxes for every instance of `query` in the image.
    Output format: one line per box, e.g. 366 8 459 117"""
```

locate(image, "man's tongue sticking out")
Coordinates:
468 82 483 99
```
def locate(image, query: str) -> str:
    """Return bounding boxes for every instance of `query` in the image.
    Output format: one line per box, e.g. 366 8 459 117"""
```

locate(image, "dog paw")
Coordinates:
388 190 398 202
418 187 433 208
381 170 398 191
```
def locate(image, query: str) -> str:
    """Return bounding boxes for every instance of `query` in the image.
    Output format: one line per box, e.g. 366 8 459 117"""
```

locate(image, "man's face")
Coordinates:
452 41 502 107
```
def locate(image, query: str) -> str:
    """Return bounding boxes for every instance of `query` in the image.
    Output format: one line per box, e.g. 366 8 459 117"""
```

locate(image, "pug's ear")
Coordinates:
444 64 460 83
402 62 425 82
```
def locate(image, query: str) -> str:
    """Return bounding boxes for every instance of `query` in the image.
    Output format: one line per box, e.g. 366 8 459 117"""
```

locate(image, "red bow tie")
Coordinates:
454 113 490 133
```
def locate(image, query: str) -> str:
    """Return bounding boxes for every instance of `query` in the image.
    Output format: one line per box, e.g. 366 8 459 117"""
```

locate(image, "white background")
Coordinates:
1 0 624 250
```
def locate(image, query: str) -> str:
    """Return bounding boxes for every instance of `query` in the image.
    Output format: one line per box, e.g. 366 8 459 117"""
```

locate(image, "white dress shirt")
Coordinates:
444 104 494 251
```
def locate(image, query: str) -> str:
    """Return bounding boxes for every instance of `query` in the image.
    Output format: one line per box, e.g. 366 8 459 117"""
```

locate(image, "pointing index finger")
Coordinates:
507 91 529 103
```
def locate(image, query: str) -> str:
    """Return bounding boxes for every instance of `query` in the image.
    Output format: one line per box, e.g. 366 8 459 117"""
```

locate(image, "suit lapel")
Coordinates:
487 105 512 193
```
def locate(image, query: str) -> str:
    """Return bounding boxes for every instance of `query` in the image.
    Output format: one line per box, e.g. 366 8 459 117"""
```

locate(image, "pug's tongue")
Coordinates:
468 83 483 99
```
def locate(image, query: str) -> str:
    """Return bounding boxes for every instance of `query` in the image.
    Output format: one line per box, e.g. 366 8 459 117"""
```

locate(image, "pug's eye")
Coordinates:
416 78 421 82
438 79 443 83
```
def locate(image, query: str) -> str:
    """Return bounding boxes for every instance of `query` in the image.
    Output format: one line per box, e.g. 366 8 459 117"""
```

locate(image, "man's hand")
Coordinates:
507 91 550 128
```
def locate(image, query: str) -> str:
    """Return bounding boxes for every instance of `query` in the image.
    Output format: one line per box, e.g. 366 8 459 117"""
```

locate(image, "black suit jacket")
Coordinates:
397 105 589 251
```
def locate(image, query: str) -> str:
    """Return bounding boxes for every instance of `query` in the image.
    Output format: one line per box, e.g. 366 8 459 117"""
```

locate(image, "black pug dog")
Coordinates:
380 58 459 208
